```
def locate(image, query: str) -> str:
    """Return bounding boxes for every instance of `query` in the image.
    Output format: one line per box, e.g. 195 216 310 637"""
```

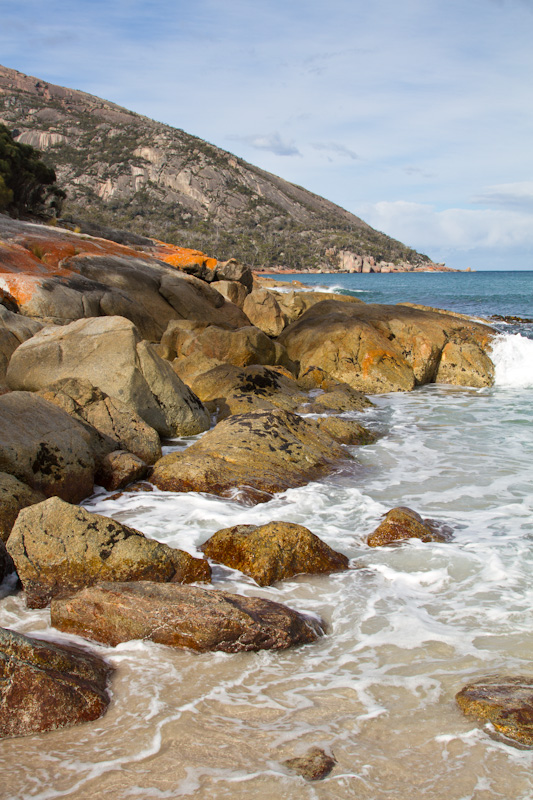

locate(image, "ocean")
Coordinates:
1 271 533 800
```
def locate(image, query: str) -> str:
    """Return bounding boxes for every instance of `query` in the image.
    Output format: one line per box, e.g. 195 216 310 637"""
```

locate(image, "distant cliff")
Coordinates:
0 64 442 272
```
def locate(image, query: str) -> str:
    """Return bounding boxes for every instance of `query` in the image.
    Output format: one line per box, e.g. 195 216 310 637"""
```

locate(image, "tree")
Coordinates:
0 124 65 216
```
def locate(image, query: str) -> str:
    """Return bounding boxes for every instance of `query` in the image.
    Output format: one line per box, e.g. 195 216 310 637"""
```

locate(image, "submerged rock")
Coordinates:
51 581 324 652
150 408 349 503
0 626 112 739
367 507 450 547
7 497 210 608
283 746 337 781
201 521 349 586
456 676 533 747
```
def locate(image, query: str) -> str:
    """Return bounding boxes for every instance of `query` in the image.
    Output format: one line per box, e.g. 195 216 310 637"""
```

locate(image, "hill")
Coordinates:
0 64 435 271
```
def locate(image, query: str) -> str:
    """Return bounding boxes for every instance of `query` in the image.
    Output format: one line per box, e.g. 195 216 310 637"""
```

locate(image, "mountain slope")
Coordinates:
0 64 432 270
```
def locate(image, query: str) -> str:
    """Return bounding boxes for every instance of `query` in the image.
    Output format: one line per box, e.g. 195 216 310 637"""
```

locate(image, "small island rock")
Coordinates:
456 675 533 747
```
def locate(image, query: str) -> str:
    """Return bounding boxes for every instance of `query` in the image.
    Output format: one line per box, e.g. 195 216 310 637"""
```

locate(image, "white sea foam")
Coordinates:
491 332 533 388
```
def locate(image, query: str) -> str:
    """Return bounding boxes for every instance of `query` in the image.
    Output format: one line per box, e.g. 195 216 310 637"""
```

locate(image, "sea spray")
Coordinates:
490 333 533 388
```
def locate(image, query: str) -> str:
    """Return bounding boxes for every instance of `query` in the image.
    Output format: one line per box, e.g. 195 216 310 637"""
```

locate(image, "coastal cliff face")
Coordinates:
0 64 435 272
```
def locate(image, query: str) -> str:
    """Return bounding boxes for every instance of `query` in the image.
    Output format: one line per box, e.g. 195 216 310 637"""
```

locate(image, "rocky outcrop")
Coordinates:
0 626 112 739
275 289 362 324
0 472 46 543
150 409 350 503
201 521 349 586
278 300 495 393
6 316 210 437
283 747 337 781
456 676 533 747
435 339 495 387
0 392 97 503
367 507 451 547
50 581 324 652
39 378 162 465
303 383 373 414
7 497 210 608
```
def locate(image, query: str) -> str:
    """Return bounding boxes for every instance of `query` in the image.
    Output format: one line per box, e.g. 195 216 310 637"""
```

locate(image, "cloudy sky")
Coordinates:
2 0 533 269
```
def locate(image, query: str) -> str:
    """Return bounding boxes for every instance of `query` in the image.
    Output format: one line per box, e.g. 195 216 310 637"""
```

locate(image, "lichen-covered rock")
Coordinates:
283 747 337 781
51 581 323 652
314 417 377 445
150 409 349 503
189 364 307 420
0 392 96 503
7 497 210 608
0 472 46 543
456 676 533 747
367 507 450 547
303 384 373 414
39 378 162 464
202 521 349 586
6 316 210 437
279 300 495 393
0 626 112 739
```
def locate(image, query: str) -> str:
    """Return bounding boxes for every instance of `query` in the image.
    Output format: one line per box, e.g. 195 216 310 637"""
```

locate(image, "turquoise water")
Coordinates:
1 272 533 799
268 270 533 330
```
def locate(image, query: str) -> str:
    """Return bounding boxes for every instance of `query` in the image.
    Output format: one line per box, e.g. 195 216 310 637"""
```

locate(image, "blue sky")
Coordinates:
1 0 533 269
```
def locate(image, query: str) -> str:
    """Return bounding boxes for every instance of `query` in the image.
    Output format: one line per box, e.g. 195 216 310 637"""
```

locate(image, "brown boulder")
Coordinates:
0 626 112 739
0 472 46 543
213 279 250 308
7 316 210 437
304 384 373 414
279 300 495 393
51 581 323 652
243 287 287 336
201 521 349 586
276 288 362 324
95 450 148 491
150 409 349 503
7 497 210 608
0 538 14 583
159 271 250 329
39 378 162 465
215 259 254 292
367 507 450 547
283 747 337 781
159 320 278 368
0 392 96 503
456 676 533 747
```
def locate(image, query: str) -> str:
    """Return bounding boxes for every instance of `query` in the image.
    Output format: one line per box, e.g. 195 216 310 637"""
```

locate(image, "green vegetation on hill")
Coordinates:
0 124 65 216
0 65 430 269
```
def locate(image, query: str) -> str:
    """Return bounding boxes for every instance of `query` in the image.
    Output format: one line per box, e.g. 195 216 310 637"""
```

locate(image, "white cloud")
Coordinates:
230 132 301 157
472 181 533 210
311 142 359 161
355 200 533 252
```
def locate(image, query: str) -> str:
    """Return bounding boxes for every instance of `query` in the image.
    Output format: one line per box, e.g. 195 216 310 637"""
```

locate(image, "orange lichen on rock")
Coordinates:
153 240 217 271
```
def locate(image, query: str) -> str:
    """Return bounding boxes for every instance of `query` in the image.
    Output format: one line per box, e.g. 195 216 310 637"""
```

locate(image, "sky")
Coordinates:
1 0 533 270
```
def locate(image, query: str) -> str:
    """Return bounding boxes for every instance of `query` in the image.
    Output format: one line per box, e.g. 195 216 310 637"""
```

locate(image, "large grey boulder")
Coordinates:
0 305 42 389
0 627 112 739
51 581 323 652
0 392 96 503
7 496 211 608
7 316 210 437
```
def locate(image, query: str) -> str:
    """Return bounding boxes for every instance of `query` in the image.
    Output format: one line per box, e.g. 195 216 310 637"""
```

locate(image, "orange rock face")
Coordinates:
152 240 217 271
